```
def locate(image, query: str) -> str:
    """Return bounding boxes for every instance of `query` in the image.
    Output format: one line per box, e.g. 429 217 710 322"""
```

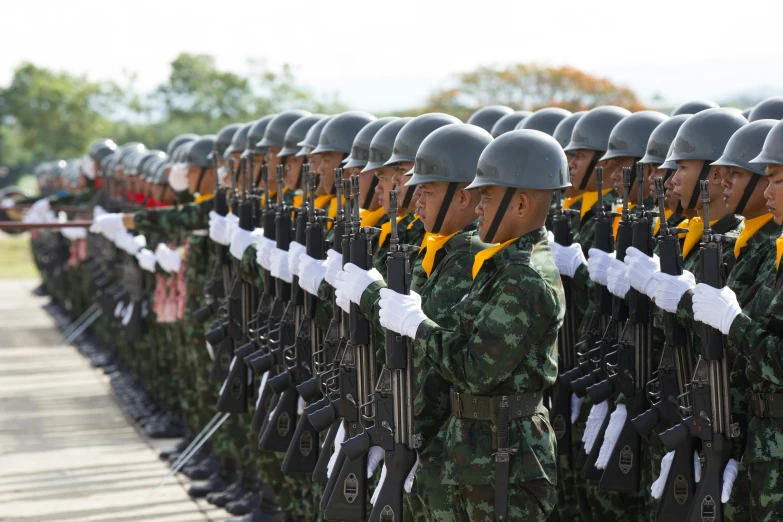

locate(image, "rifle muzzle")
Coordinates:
631 405 661 436
658 420 690 452
297 376 322 402
341 431 371 461
309 403 337 431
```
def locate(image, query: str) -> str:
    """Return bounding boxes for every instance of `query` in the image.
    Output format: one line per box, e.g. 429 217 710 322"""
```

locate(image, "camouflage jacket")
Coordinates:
133 199 213 236
416 227 564 485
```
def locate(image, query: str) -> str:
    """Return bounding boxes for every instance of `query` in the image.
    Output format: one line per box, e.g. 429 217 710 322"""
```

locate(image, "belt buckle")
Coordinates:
454 391 462 418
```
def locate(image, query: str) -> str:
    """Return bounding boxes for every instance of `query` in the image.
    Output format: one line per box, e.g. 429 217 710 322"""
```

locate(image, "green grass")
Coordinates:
0 232 39 279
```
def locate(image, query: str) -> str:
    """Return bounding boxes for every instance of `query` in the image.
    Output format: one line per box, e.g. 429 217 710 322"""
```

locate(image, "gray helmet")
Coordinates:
668 108 748 163
88 139 117 163
563 106 630 153
185 136 217 168
296 115 332 157
311 111 377 155
362 118 412 172
167 134 199 157
639 114 691 165
466 129 569 190
115 143 147 171
601 110 668 161
749 97 783 122
467 105 514 133
134 150 166 175
659 143 679 171
490 111 532 138
143 155 167 182
209 124 242 161
385 113 461 166
750 119 783 166
279 114 325 158
257 110 312 151
244 115 277 156
405 124 493 186
224 122 254 157
670 100 719 116
343 117 398 169
712 120 776 176
742 107 754 119
553 111 586 149
517 108 573 137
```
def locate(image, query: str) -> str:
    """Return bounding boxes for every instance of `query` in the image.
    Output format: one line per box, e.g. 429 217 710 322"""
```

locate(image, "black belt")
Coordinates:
750 393 783 419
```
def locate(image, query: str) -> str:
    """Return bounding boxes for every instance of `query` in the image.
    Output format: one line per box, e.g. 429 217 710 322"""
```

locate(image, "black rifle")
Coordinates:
659 179 736 522
632 176 696 520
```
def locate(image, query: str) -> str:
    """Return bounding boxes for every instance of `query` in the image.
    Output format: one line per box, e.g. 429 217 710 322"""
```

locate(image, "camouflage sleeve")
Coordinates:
240 245 263 288
729 356 750 461
571 263 592 324
728 313 783 386
315 281 334 332
133 200 211 235
417 265 561 395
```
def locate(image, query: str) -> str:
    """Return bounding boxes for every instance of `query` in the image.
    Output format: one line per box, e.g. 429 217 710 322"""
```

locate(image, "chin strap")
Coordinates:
431 182 459 234
362 175 379 210
578 151 602 190
733 174 762 216
685 161 713 210
195 167 207 195
662 168 684 214
483 187 516 244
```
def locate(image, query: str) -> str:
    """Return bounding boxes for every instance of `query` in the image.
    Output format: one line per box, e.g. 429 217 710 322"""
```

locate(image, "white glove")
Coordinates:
121 301 134 327
288 241 306 276
113 231 133 252
722 458 739 503
551 242 587 278
596 403 627 469
370 464 388 506
229 227 255 260
61 227 87 240
582 401 609 453
587 248 614 286
571 393 584 424
269 248 293 283
650 451 675 499
254 233 275 270
404 453 419 494
335 287 351 313
692 284 742 335
225 213 239 241
155 244 181 273
136 248 157 272
324 249 344 287
367 446 385 478
653 271 696 313
119 234 145 255
298 254 328 296
31 198 51 213
379 289 428 338
93 205 107 219
624 247 660 298
208 211 230 245
90 213 125 236
607 258 630 298
1 198 15 209
337 263 384 305
327 423 347 479
694 450 702 483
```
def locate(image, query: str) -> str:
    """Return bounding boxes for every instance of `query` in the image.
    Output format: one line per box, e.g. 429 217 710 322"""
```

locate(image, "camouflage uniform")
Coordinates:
415 228 564 522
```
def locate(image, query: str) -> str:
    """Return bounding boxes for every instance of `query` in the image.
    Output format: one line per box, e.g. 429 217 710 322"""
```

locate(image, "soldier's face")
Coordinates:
265 148 282 181
374 167 397 214
764 165 783 224
283 155 304 190
476 185 514 242
568 150 599 192
415 181 451 233
391 162 415 214
671 160 704 210
607 157 637 201
358 170 381 211
315 152 343 194
722 167 765 217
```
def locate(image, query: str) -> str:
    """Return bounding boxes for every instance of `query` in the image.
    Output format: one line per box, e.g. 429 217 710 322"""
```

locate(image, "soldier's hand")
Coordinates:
551 242 587 278
625 247 660 298
337 263 384 305
652 271 695 313
379 289 427 338
587 248 614 286
607 258 630 298
692 284 742 335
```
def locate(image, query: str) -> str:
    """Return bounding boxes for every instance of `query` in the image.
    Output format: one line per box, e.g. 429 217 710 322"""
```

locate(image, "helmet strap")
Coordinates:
662 168 684 214
483 187 516 243
685 161 713 210
431 182 459 234
362 176 379 210
196 167 207 195
401 182 415 209
578 151 601 191
733 174 761 216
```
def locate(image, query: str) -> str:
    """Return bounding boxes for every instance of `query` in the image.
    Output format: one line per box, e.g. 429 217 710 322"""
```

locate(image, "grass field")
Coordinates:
0 232 39 279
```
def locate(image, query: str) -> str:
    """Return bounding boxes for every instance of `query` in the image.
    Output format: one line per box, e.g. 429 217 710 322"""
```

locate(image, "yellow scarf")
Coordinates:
328 198 338 219
378 216 404 246
293 194 303 208
194 193 214 204
580 189 613 220
314 194 334 210
612 202 636 239
653 208 674 236
563 194 583 210
360 207 385 227
734 214 774 259
472 237 518 279
682 218 720 259
776 235 783 270
407 216 420 229
421 231 458 277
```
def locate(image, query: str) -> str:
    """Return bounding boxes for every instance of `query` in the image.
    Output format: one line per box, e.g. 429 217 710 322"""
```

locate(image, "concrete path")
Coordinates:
0 279 224 522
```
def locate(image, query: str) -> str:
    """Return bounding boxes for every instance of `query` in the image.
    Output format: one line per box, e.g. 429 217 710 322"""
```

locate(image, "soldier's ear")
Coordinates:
516 190 530 218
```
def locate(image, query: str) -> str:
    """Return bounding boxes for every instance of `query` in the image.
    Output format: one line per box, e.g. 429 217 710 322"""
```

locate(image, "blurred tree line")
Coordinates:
0 55 653 187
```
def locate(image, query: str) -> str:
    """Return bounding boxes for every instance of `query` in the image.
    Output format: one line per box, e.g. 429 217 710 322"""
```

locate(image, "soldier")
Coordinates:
377 129 567 522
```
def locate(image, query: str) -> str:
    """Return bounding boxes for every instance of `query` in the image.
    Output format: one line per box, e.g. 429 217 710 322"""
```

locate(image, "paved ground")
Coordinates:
0 279 226 522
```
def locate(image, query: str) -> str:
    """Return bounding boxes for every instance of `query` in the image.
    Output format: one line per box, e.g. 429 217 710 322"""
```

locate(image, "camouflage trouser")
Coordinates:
450 481 555 522
746 459 783 521
415 448 455 522
550 396 594 522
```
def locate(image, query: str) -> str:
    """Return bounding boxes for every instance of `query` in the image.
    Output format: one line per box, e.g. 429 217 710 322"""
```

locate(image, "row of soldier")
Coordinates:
12 96 783 522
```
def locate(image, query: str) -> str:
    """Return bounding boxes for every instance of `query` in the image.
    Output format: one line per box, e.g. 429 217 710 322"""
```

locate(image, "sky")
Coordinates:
2 0 783 113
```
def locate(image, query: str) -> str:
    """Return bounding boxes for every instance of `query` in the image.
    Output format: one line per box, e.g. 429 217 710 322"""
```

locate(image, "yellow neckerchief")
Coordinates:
360 207 385 227
421 231 458 277
681 218 720 259
194 193 214 204
293 195 303 208
564 194 583 210
260 191 277 206
653 208 674 236
379 216 404 246
407 215 420 229
734 214 774 259
472 237 518 279
580 189 613 220
776 235 783 270
612 202 636 239
328 197 339 219
314 194 334 210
